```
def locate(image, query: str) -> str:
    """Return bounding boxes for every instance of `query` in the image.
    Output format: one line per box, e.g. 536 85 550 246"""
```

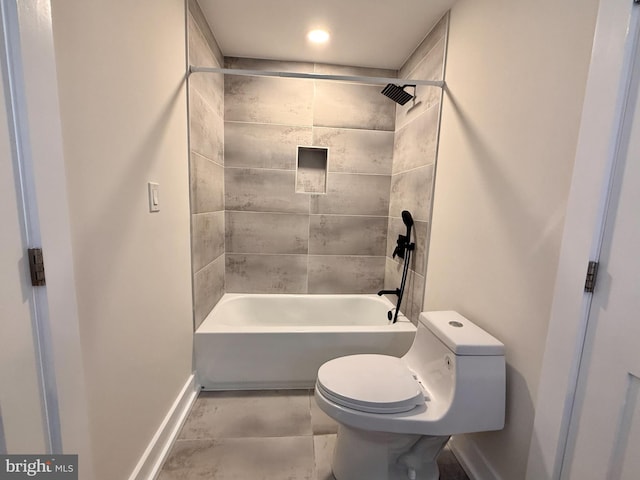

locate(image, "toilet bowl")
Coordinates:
314 311 505 480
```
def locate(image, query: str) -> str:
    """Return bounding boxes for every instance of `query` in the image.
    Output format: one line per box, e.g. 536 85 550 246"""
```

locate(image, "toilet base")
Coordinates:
332 424 450 480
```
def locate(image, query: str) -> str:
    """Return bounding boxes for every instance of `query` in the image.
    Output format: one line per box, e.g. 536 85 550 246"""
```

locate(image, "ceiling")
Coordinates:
197 0 456 71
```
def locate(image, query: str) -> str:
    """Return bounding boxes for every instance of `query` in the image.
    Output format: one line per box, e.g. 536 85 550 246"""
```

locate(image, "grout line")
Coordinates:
191 149 224 169
192 253 224 276
391 162 435 177
192 210 224 216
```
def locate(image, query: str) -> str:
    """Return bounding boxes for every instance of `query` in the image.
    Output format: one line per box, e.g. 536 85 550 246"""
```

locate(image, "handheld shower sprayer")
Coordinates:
378 210 416 324
393 210 414 260
402 210 414 239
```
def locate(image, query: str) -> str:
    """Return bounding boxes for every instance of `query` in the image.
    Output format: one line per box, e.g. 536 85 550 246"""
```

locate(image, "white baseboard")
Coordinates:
449 435 503 480
128 374 199 480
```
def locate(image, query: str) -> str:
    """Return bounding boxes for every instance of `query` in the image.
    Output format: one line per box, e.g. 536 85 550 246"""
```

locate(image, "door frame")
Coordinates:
526 1 640 478
0 0 94 475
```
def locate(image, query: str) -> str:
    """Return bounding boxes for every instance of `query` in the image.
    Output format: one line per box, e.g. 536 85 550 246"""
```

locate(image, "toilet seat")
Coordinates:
316 354 424 414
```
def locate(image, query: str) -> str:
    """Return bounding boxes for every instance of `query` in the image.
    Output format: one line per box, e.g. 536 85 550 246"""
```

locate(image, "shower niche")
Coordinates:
296 146 328 194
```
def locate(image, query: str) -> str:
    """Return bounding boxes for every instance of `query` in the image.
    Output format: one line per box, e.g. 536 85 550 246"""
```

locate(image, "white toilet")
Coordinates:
314 311 505 480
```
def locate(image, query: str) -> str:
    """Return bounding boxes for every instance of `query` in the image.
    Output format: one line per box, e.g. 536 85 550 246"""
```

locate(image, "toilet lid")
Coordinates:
316 354 424 414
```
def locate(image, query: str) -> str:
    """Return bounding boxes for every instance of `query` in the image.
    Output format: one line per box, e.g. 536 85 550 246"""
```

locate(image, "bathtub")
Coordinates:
195 293 417 390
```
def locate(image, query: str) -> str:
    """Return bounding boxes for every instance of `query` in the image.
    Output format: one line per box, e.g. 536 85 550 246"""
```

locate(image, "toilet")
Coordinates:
314 311 505 480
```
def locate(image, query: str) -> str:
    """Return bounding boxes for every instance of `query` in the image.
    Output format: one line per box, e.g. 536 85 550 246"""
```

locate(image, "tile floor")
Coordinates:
158 390 470 480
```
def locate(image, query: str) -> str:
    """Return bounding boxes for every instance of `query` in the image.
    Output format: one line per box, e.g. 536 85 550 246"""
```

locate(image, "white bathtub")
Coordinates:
195 294 417 390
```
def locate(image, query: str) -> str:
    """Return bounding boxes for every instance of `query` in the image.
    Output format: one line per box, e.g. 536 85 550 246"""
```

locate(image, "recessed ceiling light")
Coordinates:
307 29 330 44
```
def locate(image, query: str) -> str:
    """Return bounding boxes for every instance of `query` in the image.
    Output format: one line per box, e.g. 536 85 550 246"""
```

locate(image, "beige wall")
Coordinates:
424 0 598 478
51 1 193 479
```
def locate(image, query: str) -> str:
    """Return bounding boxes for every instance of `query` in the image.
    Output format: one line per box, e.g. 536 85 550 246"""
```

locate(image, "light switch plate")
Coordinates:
148 182 160 212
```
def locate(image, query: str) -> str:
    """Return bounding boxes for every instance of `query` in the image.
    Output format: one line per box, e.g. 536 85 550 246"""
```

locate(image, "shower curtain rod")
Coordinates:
189 65 445 88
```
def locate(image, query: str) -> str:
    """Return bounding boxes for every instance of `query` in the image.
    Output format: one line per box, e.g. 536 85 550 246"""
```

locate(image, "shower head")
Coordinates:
401 210 414 229
381 84 415 105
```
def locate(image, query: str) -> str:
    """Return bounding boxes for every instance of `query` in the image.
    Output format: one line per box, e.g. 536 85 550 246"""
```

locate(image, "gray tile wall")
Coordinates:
188 6 225 329
385 13 448 323
224 58 396 294
188 14 448 312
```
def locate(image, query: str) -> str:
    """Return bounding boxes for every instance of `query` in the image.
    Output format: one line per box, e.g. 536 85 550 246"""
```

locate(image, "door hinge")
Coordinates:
584 261 599 293
28 248 46 286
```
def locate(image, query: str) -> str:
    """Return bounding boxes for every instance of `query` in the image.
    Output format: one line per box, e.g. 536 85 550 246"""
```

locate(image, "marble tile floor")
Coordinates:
158 389 470 480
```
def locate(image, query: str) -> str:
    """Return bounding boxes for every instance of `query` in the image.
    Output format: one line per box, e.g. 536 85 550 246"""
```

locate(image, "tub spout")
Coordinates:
378 288 400 297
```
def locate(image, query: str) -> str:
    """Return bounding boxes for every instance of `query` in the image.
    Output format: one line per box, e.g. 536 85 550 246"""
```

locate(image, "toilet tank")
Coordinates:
403 311 506 433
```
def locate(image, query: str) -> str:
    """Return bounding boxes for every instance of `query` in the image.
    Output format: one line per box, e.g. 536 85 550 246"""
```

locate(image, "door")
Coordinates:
0 15 47 453
561 8 640 479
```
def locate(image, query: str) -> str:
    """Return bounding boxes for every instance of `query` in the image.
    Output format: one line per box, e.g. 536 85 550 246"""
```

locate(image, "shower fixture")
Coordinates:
378 210 415 323
381 84 416 105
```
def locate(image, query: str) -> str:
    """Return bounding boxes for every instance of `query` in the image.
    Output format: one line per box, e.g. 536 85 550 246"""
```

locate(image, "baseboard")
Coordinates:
449 435 503 480
128 374 199 480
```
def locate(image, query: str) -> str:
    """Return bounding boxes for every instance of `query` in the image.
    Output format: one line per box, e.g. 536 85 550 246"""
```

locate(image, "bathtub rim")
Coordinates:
196 293 416 334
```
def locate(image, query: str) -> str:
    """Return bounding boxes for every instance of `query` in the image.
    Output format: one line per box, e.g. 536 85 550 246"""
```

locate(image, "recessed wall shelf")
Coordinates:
296 146 328 194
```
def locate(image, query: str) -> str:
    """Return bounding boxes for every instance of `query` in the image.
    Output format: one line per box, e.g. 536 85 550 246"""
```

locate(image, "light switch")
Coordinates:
148 182 160 212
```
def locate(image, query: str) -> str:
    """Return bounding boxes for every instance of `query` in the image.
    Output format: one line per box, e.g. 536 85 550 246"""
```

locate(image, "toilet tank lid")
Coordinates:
419 311 505 356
